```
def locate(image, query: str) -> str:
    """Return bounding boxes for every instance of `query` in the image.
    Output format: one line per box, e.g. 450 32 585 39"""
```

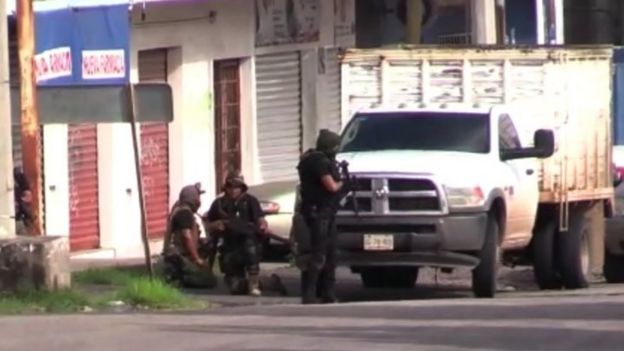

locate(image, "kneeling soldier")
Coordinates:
162 183 217 288
204 171 269 296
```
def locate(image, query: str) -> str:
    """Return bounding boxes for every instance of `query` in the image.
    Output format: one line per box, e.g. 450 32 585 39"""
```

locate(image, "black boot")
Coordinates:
318 269 338 304
301 271 320 304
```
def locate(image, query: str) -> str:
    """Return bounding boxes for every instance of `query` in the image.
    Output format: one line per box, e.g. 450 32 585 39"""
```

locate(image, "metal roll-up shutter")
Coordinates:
322 48 342 133
11 126 23 168
139 49 170 239
256 52 302 182
9 22 18 86
68 124 100 251
9 26 21 167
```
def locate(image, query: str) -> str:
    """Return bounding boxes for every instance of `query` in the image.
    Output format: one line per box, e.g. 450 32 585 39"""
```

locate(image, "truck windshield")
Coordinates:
339 112 490 154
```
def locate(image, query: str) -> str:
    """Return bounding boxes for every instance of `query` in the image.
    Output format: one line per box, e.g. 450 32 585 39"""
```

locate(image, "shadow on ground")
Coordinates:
151 298 624 351
182 265 547 308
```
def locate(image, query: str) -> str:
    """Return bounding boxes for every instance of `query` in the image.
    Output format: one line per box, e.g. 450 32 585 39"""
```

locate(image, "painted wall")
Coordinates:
92 0 354 255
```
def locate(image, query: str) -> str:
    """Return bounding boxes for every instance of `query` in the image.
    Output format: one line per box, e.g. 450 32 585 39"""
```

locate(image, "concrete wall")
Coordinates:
88 0 354 255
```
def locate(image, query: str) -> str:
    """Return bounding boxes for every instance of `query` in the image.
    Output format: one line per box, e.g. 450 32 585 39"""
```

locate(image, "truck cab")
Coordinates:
334 105 555 297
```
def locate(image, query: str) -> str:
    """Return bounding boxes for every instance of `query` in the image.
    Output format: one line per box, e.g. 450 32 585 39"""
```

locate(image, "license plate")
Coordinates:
363 234 394 251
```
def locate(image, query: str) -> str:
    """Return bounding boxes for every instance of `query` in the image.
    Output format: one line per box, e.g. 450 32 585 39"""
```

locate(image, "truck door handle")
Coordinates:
526 169 534 175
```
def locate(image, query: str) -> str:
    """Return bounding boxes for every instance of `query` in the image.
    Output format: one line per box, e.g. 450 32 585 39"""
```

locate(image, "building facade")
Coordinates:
7 0 354 257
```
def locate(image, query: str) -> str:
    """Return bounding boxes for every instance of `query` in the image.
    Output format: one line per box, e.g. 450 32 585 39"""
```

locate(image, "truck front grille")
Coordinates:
388 179 436 191
389 197 440 211
342 197 373 212
338 175 443 215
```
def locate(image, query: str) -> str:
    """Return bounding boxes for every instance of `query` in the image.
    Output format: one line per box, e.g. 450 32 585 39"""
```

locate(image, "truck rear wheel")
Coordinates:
604 248 624 283
532 218 563 290
360 267 419 288
472 214 499 298
557 207 591 289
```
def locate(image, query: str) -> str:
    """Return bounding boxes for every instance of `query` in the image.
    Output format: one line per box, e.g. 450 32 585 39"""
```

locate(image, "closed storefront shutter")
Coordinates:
68 124 100 251
321 48 342 134
255 52 302 182
139 49 170 239
11 125 23 168
9 27 21 168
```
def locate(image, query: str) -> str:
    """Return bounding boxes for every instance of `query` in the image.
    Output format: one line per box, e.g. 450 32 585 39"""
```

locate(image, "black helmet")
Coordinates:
315 129 341 155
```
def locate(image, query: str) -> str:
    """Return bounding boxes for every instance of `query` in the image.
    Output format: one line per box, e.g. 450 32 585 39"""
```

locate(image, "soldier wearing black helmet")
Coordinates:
204 171 275 296
295 129 345 304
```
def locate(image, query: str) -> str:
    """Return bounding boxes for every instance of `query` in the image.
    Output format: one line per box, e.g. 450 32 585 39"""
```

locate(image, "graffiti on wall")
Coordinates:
255 0 321 47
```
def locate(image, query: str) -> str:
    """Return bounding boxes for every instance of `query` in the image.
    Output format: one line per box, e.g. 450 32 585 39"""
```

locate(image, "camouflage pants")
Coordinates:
219 237 261 295
163 253 217 289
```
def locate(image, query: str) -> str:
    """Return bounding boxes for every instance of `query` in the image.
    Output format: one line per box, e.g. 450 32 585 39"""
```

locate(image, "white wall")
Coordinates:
95 0 355 253
96 0 256 253
43 124 69 237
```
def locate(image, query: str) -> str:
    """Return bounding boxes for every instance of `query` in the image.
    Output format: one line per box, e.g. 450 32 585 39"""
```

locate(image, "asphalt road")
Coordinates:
184 263 621 307
1 293 624 351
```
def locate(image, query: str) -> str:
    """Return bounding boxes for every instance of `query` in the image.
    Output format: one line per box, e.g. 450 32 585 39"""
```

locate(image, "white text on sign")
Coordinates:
82 50 126 80
35 47 73 82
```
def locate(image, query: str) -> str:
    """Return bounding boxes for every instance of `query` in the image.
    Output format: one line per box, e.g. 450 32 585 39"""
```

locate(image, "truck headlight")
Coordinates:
444 186 485 209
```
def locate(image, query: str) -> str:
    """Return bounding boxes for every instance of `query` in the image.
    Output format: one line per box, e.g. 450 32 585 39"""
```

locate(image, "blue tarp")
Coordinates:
33 4 130 86
613 48 624 145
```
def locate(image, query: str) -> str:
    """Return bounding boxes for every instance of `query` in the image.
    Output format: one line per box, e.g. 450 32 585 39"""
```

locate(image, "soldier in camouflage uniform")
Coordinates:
162 183 217 288
204 171 286 296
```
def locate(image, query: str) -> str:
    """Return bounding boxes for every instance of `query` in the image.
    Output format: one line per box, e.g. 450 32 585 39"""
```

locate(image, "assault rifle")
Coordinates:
338 160 359 216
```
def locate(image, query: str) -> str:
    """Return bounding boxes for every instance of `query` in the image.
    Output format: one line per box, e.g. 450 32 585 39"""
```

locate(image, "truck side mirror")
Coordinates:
501 129 556 161
534 129 555 158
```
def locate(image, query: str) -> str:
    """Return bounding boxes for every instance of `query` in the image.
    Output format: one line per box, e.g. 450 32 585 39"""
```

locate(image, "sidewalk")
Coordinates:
70 239 164 272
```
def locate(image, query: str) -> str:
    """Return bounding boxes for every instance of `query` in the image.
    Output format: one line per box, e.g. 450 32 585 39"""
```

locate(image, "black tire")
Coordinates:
472 214 499 298
604 248 624 283
532 217 563 290
361 267 419 288
557 207 591 289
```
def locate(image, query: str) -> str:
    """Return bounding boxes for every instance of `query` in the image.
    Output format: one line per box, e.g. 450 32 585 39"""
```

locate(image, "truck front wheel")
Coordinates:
557 206 591 289
472 214 500 298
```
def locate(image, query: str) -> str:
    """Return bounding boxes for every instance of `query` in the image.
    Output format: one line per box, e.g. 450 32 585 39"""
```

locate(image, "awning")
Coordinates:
6 0 174 124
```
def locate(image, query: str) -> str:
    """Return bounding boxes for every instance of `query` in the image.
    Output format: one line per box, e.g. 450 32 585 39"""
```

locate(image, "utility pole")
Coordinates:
0 0 16 239
405 0 424 45
471 0 497 44
17 0 42 235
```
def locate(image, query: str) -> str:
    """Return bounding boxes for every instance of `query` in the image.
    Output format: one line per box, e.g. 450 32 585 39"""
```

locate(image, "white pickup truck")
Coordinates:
334 46 615 297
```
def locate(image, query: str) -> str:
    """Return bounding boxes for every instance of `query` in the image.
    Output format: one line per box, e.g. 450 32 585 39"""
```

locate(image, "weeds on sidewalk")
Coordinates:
0 267 207 314
73 266 147 286
116 277 203 310
0 289 91 314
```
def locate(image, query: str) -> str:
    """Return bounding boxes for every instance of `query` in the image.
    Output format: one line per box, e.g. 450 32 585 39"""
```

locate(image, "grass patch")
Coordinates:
116 277 204 310
0 267 207 314
0 289 91 314
73 266 150 286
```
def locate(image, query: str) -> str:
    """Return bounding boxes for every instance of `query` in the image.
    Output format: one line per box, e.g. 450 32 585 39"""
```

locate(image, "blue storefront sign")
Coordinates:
7 1 173 124
33 3 130 86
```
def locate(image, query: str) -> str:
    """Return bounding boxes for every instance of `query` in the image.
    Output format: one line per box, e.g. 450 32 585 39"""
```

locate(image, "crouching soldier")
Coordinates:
162 183 217 288
204 171 286 296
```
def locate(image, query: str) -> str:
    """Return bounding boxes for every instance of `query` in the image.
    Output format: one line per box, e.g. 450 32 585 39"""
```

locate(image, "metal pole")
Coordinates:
17 0 42 235
128 84 154 279
0 0 16 239
470 0 497 44
405 0 424 45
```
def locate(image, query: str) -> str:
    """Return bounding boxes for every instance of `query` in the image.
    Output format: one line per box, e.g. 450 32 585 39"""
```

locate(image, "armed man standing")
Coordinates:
295 129 348 304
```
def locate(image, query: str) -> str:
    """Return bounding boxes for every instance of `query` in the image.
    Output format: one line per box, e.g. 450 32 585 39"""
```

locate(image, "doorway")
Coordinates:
214 59 242 191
